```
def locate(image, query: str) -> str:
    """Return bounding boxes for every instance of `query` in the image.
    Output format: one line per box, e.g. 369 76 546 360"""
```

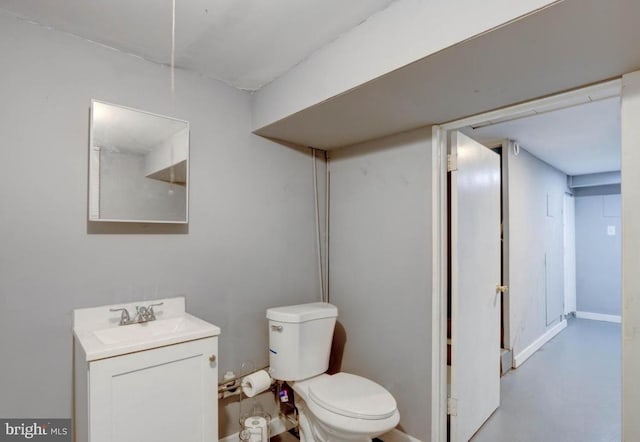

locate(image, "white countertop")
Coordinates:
73 296 220 361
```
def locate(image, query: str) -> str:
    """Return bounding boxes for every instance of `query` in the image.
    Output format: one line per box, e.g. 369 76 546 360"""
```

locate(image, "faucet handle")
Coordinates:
146 302 164 320
109 307 131 325
134 305 149 321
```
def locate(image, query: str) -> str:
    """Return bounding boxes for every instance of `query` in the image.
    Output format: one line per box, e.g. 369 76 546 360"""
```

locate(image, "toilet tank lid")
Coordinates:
266 302 338 323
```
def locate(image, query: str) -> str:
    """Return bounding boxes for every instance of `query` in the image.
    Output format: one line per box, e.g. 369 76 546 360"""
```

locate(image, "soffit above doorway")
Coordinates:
254 0 640 150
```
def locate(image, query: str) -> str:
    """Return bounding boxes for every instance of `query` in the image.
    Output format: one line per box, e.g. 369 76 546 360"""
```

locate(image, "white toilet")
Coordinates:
267 302 400 442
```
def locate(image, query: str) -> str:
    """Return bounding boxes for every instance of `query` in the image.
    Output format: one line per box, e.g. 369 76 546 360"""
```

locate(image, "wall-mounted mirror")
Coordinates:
89 100 189 223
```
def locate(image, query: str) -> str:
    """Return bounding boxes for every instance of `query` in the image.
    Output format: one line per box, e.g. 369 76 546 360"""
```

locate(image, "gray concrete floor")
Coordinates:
471 318 621 442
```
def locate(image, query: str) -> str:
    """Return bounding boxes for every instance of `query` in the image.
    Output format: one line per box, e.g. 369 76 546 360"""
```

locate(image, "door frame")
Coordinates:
430 78 621 442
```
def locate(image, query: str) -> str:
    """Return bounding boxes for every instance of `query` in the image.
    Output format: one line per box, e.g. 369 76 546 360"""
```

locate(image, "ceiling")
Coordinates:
461 97 621 176
0 0 397 90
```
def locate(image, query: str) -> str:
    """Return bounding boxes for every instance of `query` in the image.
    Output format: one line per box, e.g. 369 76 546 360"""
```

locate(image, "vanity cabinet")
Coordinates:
74 336 218 442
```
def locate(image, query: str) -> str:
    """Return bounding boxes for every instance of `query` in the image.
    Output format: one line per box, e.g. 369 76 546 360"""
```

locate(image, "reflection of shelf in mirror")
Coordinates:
146 160 187 186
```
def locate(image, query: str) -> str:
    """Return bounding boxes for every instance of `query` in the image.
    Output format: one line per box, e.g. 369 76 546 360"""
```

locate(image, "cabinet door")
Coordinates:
89 337 217 442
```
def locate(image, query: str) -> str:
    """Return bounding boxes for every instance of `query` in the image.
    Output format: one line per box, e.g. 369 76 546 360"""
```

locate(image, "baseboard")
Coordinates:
576 311 621 323
513 319 567 368
379 428 422 442
219 416 287 442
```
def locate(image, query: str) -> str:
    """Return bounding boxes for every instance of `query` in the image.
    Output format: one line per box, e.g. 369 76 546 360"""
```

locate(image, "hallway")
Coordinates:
471 319 620 442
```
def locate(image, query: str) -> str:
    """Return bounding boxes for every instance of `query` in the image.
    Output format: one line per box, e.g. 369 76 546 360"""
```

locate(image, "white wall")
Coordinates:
621 70 640 441
328 127 432 440
252 0 557 130
575 194 621 316
506 147 568 357
0 12 324 438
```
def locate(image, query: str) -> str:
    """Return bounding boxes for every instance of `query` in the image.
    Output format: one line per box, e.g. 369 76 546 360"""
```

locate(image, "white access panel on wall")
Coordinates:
449 131 501 442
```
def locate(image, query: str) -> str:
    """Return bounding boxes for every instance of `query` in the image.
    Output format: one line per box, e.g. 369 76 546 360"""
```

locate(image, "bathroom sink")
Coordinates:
73 297 220 361
94 316 202 345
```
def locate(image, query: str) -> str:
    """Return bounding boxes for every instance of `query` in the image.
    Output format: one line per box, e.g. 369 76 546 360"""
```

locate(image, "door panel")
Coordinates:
450 131 501 442
545 218 565 325
563 193 577 315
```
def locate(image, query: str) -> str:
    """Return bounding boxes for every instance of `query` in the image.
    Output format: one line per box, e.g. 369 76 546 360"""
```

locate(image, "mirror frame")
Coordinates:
88 99 190 224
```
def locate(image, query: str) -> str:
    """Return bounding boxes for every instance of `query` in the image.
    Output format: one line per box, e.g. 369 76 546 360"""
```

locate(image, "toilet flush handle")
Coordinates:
271 325 283 332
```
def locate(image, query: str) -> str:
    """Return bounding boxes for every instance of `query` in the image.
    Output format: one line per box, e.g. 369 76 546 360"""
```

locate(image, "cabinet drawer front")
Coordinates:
89 337 217 442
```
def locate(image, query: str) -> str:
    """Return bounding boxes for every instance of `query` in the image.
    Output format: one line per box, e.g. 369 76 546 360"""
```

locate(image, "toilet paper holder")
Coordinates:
240 369 272 398
237 361 272 442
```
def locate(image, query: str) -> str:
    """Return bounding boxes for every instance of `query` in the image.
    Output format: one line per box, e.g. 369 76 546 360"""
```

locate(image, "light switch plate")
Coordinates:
607 225 616 236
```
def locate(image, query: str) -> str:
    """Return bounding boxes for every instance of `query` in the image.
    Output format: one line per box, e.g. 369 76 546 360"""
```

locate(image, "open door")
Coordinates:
449 131 501 441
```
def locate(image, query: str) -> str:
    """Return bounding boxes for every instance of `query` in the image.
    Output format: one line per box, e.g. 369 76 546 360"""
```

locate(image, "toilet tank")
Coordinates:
267 302 338 381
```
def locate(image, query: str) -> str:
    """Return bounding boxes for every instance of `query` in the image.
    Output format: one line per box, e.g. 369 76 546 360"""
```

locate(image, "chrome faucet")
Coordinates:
109 307 132 326
110 302 164 326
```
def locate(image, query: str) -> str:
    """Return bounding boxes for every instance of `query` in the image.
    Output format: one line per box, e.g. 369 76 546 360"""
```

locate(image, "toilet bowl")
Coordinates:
291 373 400 442
266 302 400 442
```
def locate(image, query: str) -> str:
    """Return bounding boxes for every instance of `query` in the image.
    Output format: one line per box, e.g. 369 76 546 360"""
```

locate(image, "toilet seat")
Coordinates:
292 373 401 440
308 373 397 420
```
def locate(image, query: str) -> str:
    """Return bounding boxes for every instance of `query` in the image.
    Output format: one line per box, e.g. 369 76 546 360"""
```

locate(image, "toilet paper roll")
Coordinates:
242 416 268 442
241 370 272 398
